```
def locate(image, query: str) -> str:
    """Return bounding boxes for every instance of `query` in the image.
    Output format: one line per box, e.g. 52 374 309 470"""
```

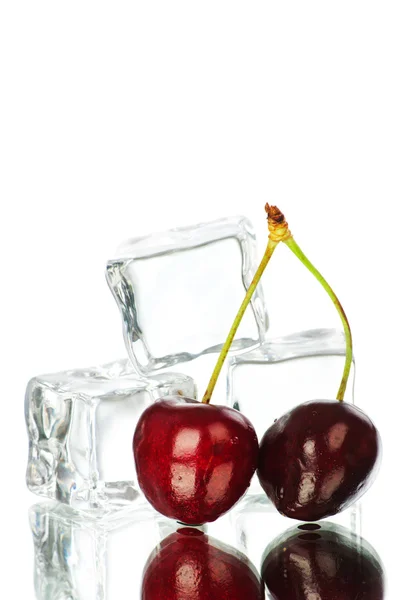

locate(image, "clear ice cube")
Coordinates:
228 328 355 438
106 216 267 375
25 360 195 511
227 328 355 494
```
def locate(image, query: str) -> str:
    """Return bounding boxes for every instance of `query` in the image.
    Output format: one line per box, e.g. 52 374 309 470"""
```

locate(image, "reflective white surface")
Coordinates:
3 2 398 598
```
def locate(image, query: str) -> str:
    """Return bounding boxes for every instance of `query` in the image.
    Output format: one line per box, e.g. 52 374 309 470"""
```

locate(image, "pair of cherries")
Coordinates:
134 397 379 526
133 205 381 527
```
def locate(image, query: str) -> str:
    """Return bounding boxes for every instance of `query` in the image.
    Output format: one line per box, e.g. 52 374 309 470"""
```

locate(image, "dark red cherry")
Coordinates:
142 527 264 599
133 396 258 524
257 400 380 520
261 521 384 599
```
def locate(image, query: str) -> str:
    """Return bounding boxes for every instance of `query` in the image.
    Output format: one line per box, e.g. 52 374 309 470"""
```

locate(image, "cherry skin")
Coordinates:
133 396 258 524
261 522 384 599
142 527 264 599
257 400 380 521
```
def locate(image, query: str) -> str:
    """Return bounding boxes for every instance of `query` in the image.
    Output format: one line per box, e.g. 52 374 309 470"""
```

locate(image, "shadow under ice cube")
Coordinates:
106 216 267 375
25 360 195 511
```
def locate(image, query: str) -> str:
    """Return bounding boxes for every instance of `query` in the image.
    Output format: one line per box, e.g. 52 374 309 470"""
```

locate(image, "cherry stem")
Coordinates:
284 237 352 402
201 238 278 404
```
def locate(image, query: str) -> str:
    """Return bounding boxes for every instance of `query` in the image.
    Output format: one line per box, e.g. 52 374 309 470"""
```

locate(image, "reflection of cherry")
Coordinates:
258 400 380 520
142 527 264 599
262 522 384 599
133 397 258 524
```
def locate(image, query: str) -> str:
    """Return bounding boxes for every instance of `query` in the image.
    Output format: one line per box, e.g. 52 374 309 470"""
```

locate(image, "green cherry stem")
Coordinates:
284 236 353 402
202 204 291 405
201 237 278 404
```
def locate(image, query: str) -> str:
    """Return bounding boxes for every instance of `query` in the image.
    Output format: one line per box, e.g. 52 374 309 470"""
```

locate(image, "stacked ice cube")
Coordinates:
25 216 268 512
25 215 359 599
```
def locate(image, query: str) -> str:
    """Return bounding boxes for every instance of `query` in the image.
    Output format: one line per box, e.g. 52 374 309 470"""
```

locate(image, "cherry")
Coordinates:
261 522 384 599
254 205 381 520
141 526 264 599
133 210 278 524
257 400 381 520
133 396 258 524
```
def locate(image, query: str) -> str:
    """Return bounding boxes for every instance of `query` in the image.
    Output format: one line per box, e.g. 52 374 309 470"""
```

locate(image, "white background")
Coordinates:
1 1 397 597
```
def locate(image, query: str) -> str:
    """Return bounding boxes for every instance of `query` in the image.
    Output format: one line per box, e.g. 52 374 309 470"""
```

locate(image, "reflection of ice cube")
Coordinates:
29 502 169 600
25 360 195 511
227 328 355 494
106 216 267 375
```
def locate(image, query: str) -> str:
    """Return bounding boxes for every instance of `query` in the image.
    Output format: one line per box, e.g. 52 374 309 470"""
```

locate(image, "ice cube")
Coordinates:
228 328 355 439
227 328 355 494
106 216 267 375
25 360 195 511
29 501 170 600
